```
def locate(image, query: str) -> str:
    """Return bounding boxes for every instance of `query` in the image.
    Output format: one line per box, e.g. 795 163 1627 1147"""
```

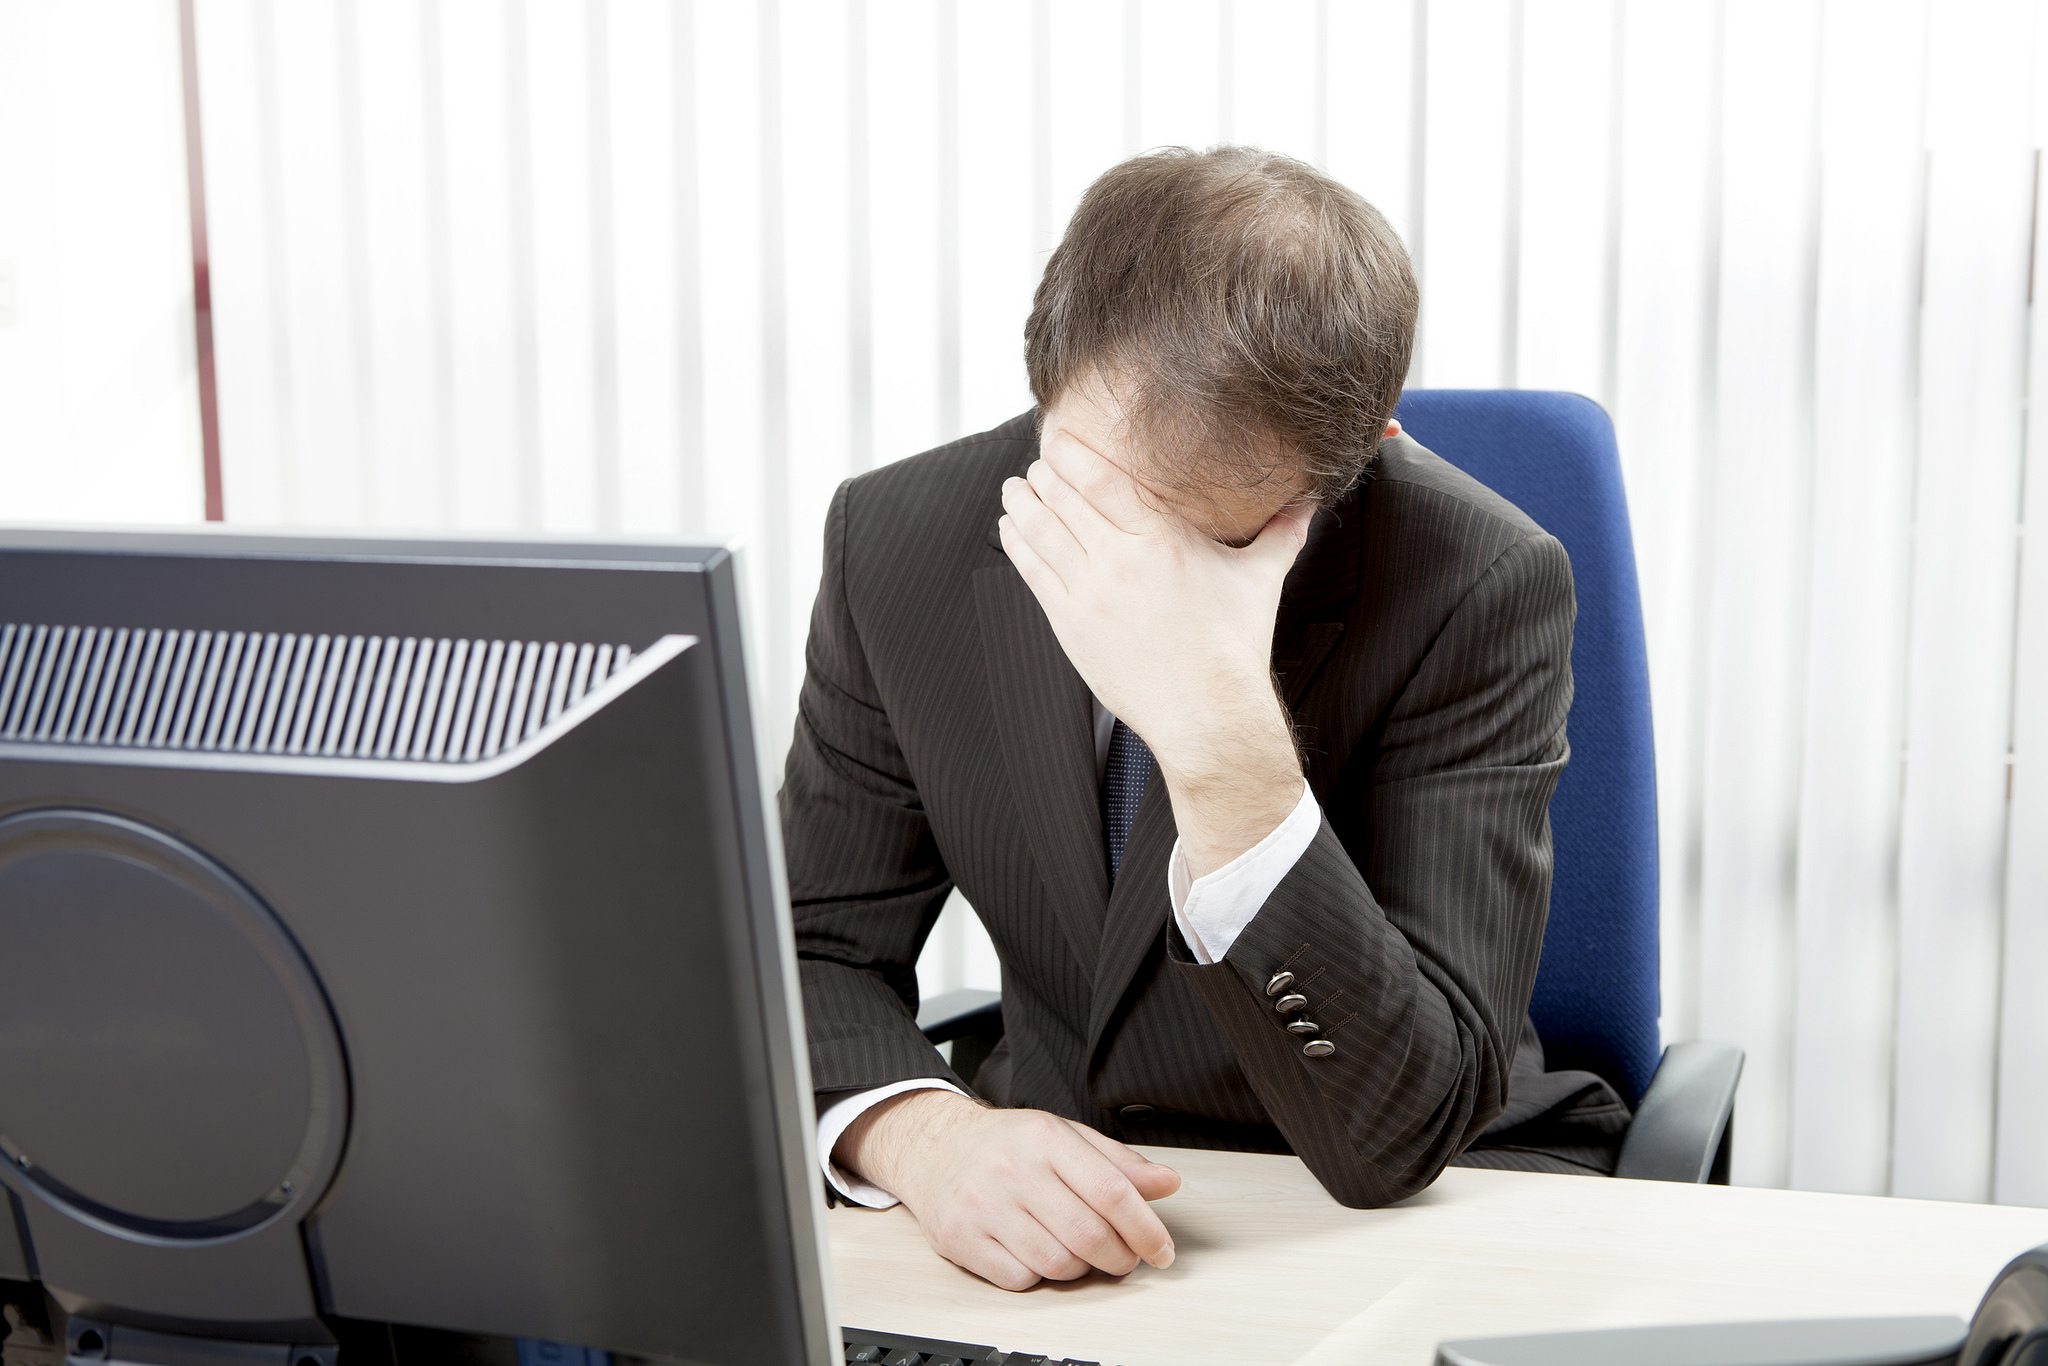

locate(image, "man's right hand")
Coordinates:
833 1089 1181 1291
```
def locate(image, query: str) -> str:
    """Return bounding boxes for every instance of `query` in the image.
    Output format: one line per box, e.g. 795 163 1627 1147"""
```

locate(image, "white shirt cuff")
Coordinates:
815 1078 966 1208
1168 779 1320 965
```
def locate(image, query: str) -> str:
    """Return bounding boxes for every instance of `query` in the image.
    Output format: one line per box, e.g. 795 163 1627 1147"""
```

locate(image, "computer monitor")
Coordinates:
0 528 836 1366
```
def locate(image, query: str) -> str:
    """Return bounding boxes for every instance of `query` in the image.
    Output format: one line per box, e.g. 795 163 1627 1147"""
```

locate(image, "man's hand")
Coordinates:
997 426 1310 878
834 1089 1181 1291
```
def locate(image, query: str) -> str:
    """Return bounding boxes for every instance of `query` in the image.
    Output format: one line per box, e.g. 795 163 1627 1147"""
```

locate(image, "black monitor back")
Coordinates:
0 529 833 1366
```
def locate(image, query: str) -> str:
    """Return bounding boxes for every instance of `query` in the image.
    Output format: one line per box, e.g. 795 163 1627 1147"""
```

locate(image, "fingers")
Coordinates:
1040 428 1156 533
921 1189 1074 1291
949 1235 1041 1294
1050 1133 1177 1270
995 1186 1139 1280
1001 475 1087 582
997 513 1066 598
928 1201 1103 1289
1065 1122 1183 1200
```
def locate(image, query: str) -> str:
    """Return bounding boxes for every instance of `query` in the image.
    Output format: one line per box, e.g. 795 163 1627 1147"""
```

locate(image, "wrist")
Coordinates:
1158 718 1303 881
1144 674 1295 777
1152 691 1299 796
835 1087 983 1196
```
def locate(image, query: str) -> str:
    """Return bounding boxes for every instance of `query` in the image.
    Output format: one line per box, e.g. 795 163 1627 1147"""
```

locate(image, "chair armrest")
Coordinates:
916 988 1003 1042
1613 1039 1744 1184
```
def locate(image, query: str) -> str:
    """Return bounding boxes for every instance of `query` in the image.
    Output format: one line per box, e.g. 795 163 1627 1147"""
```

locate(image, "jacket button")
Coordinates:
1273 992 1308 1014
1286 1019 1320 1036
1119 1104 1156 1121
1303 1039 1336 1059
1265 970 1296 996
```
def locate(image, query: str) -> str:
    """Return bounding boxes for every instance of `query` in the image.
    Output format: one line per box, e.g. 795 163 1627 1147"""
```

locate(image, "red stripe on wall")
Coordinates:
178 0 224 521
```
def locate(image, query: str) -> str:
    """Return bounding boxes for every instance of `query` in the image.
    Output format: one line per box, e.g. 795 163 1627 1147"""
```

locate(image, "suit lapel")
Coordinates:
974 563 1109 969
1274 483 1365 798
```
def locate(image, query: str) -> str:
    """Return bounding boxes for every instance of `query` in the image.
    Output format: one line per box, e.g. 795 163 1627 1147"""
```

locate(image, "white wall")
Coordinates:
0 0 203 523
7 0 2047 1206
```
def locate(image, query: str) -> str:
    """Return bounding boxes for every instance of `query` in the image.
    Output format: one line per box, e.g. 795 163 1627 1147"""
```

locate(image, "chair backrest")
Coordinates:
1391 390 1661 1103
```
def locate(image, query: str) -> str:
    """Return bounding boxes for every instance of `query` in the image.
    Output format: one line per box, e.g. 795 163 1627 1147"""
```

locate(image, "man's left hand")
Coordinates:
997 428 1310 880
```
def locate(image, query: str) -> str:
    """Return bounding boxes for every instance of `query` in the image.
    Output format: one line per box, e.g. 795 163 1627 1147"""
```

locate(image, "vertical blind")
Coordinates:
0 2 202 523
187 0 2048 1206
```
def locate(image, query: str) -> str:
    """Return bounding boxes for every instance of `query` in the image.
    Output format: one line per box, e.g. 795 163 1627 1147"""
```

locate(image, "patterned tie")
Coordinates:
1101 718 1157 885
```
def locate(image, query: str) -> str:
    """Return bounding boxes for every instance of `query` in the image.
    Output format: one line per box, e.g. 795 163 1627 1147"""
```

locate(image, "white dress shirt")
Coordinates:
815 701 1321 1207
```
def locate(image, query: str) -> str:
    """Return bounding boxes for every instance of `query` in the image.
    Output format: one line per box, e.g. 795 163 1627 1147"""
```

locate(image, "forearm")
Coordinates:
1171 817 1526 1207
1152 677 1305 880
797 954 967 1095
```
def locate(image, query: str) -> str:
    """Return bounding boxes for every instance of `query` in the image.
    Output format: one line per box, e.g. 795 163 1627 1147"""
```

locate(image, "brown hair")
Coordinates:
1025 146 1418 505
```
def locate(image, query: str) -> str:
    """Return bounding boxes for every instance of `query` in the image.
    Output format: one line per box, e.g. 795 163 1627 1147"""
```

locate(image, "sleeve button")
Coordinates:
1273 992 1308 1014
1302 1039 1336 1058
1264 970 1295 996
1286 1019 1320 1036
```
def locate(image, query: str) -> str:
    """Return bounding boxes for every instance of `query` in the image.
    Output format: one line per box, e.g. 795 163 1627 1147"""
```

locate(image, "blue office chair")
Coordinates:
921 390 1742 1183
1391 390 1740 1182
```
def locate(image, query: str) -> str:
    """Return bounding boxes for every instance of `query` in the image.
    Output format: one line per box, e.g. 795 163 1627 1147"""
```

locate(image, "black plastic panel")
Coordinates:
0 533 724 649
0 1190 31 1282
0 810 345 1238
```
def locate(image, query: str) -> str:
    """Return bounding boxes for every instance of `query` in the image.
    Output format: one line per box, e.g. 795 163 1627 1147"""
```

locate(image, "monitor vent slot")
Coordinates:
0 625 634 762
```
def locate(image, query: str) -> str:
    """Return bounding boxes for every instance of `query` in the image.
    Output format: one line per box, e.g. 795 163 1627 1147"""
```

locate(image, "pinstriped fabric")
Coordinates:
780 413 1626 1208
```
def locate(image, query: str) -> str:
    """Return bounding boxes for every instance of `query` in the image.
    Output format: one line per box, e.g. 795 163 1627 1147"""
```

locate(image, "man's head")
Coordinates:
1026 146 1418 538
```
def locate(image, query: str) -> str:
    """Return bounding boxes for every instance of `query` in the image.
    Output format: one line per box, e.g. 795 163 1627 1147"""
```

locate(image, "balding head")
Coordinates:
1026 146 1417 508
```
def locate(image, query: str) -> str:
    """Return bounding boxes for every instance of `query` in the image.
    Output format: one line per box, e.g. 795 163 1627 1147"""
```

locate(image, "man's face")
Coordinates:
1039 375 1310 549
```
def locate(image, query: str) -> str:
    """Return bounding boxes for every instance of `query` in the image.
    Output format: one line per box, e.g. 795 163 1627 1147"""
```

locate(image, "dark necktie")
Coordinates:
1101 718 1156 885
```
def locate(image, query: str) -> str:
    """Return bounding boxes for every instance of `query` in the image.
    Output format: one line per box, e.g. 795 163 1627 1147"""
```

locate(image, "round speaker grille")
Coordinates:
0 809 347 1243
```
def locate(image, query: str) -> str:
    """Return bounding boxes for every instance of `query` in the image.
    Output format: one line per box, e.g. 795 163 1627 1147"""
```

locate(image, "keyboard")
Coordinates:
842 1325 1106 1366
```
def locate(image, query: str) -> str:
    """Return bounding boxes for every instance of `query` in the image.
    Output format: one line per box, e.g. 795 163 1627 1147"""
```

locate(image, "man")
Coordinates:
780 147 1627 1292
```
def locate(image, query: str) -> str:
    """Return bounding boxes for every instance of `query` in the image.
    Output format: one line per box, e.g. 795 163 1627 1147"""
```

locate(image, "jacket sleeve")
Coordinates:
780 481 965 1103
1170 529 1574 1207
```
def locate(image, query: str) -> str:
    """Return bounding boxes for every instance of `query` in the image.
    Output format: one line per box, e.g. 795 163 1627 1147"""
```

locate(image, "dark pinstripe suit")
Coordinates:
780 413 1627 1209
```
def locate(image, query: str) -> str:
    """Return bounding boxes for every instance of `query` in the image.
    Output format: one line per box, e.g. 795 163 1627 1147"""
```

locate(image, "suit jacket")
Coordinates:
780 412 1626 1208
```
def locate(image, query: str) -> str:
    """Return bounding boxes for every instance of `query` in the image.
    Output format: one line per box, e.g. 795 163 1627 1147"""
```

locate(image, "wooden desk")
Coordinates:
829 1146 2048 1366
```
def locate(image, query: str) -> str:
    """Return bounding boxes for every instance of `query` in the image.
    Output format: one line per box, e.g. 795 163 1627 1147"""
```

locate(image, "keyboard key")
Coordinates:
924 1358 966 1366
844 1346 885 1364
879 1351 924 1366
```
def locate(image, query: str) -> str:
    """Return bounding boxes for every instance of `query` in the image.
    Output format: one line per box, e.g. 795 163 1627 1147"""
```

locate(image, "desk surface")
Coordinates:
828 1146 2048 1366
